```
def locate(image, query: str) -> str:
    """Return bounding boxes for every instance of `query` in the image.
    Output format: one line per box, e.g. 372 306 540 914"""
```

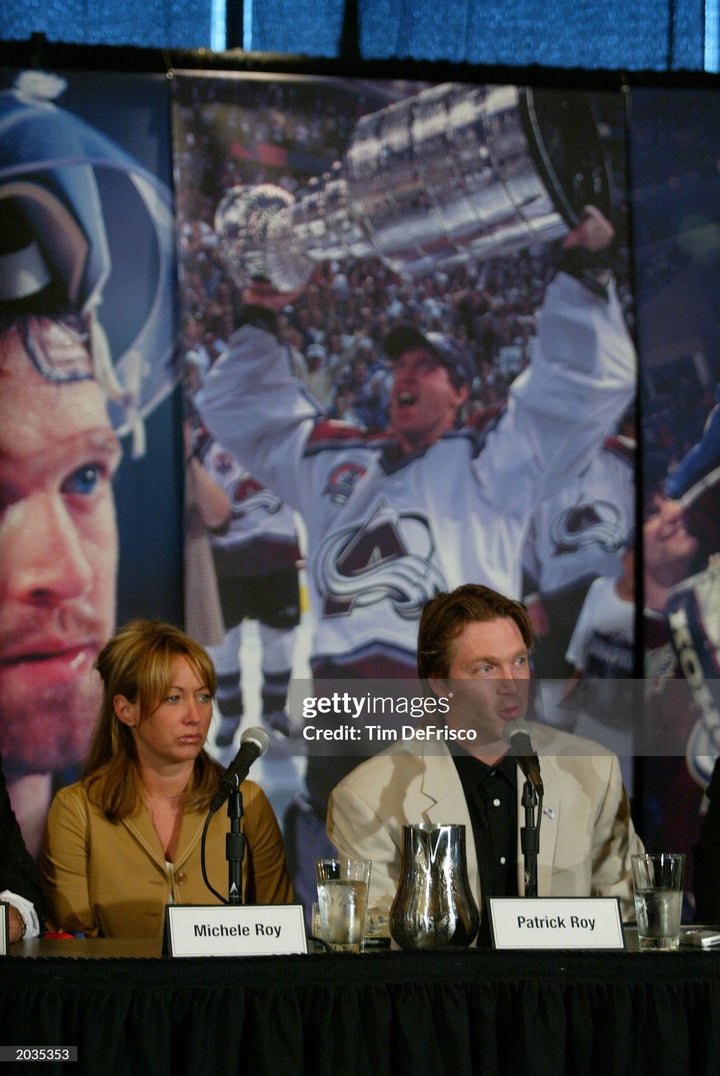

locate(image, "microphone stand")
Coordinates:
520 779 541 898
226 780 246 905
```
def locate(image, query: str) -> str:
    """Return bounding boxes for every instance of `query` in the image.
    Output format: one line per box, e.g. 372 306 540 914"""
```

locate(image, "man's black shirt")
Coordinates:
450 749 519 945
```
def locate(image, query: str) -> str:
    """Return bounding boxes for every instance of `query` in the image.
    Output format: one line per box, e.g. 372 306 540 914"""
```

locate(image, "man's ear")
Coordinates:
113 694 137 728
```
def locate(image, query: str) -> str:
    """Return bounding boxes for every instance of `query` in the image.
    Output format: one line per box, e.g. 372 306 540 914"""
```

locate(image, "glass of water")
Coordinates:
631 852 685 951
315 858 371 953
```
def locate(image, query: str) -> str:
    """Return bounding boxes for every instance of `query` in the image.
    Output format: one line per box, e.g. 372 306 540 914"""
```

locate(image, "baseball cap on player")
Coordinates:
384 324 475 389
0 71 178 453
306 342 327 363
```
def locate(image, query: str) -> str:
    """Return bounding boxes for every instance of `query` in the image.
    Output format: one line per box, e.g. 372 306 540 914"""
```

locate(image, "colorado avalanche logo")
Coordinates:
549 499 624 556
324 462 367 505
231 476 283 517
314 501 446 617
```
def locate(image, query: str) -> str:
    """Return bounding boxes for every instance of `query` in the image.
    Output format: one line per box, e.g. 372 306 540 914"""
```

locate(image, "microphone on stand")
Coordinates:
502 718 544 795
502 718 543 898
210 726 271 813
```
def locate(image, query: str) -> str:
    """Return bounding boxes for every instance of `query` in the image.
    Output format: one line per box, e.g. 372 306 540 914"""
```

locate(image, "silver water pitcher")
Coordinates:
389 823 479 949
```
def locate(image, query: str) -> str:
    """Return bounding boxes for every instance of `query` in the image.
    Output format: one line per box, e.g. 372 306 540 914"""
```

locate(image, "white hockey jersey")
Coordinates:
523 436 635 600
200 272 636 675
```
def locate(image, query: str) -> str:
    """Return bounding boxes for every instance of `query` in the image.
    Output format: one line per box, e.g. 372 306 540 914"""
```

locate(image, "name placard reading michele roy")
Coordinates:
164 904 308 957
488 897 625 950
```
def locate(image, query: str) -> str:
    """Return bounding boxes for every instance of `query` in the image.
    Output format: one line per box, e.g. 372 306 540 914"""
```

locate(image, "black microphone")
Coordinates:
210 725 271 812
502 718 544 794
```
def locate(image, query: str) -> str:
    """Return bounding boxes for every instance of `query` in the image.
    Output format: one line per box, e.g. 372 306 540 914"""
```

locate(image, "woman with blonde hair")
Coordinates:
41 619 292 940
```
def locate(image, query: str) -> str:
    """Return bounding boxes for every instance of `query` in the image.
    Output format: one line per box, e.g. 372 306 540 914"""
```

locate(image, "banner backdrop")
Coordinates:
171 71 638 907
4 58 719 921
0 66 182 854
629 86 720 890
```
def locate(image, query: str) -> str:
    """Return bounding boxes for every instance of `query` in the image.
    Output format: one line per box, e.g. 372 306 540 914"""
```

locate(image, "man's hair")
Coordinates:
417 584 533 681
83 619 222 821
642 478 667 522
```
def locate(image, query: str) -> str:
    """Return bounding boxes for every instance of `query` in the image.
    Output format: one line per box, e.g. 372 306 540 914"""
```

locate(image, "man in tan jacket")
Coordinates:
327 584 643 936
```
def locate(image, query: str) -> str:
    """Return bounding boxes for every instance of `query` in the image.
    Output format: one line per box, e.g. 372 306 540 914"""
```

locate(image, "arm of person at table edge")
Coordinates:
0 760 44 940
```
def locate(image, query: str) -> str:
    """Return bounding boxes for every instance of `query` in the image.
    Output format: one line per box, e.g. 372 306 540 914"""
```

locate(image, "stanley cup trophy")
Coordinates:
214 82 616 291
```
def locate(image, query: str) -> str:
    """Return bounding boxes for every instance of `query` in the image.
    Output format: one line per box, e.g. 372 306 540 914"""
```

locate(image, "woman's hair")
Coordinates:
417 584 533 682
83 618 222 822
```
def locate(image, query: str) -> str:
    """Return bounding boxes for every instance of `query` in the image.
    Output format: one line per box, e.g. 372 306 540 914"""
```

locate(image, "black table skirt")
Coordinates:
3 947 720 1076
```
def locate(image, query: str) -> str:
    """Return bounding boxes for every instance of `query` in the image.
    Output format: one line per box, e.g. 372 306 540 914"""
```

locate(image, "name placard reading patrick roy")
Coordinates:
488 897 625 950
165 904 307 957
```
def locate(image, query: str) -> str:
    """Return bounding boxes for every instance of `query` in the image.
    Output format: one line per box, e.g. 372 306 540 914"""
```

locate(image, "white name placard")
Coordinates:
164 903 308 957
488 897 625 950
